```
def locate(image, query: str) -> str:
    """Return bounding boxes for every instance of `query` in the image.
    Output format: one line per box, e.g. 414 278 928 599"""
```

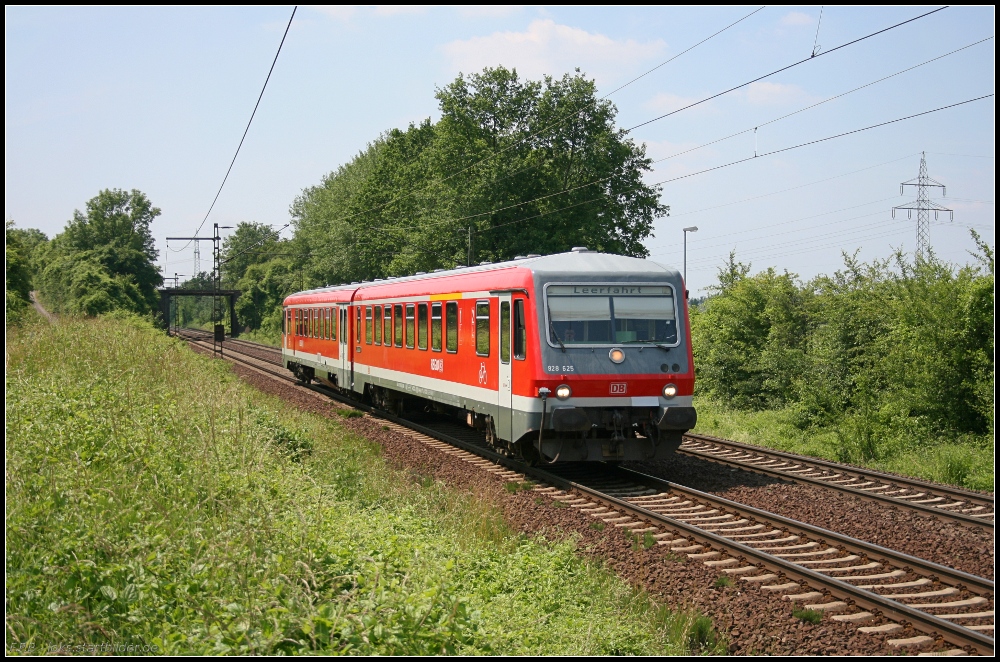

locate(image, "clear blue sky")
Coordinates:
5 6 995 294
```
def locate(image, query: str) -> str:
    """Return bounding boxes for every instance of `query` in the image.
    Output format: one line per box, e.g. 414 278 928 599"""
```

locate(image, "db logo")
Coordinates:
610 383 627 395
430 358 444 373
478 362 488 384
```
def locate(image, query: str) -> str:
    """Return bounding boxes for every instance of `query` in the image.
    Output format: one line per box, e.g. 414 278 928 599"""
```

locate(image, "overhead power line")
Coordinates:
664 153 920 218
175 6 297 252
316 5 949 241
659 208 897 260
683 218 913 267
648 94 994 188
650 36 993 168
390 93 992 235
647 196 903 257
626 5 949 132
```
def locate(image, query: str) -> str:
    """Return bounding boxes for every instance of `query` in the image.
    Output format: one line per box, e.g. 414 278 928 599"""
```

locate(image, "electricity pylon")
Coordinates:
892 152 953 259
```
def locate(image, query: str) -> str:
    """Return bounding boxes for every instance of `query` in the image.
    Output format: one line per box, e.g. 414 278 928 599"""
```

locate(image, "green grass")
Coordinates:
6 316 709 655
692 397 994 491
713 576 733 589
792 608 822 625
236 328 281 347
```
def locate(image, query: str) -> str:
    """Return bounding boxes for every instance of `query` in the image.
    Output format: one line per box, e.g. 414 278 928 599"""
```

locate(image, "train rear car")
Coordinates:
281 248 695 463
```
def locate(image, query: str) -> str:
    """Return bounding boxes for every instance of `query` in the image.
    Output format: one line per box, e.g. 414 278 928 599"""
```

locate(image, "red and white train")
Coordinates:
282 247 696 463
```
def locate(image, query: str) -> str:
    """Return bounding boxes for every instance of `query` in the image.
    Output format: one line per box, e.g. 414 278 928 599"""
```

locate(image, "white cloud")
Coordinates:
745 81 816 106
456 6 524 19
780 11 815 26
440 19 665 83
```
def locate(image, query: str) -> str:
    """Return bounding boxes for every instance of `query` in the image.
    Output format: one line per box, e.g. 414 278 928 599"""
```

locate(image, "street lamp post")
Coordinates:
682 226 698 297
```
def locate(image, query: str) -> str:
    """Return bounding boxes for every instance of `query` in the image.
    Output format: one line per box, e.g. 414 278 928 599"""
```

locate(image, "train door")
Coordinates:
338 305 350 388
498 294 513 441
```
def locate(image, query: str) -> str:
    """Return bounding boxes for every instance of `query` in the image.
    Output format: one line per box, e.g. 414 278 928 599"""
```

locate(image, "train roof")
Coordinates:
284 248 680 303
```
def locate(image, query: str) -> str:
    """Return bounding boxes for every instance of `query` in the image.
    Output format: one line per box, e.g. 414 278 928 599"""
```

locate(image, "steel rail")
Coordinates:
614 466 994 594
535 467 994 655
680 433 994 527
181 331 995 654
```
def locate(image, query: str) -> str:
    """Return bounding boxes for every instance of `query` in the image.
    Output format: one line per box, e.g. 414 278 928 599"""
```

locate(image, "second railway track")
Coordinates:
177 330 995 654
680 434 994 528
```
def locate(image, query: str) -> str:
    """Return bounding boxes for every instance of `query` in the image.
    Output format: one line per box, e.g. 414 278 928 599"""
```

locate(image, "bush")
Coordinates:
691 242 994 483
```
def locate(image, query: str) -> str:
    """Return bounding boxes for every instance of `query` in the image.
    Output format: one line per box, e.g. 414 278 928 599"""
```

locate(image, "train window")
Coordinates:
514 300 526 360
322 308 327 339
365 307 373 344
355 307 361 343
476 301 490 356
417 303 428 350
309 309 314 338
394 304 403 347
384 306 392 346
500 301 510 364
405 304 415 348
329 308 336 341
431 303 442 351
374 306 382 345
341 307 347 341
545 285 677 346
283 309 287 335
612 295 677 344
327 308 332 340
446 302 458 353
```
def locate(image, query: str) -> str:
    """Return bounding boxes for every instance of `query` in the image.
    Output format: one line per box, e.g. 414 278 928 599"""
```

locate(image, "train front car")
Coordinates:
521 249 695 463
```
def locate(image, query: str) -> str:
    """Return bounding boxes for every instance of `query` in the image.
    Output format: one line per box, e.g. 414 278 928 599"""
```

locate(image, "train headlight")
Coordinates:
609 348 625 364
555 384 572 400
662 383 678 399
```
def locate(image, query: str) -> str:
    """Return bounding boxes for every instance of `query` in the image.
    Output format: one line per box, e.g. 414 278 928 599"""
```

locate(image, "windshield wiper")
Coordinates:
549 324 566 353
621 340 672 352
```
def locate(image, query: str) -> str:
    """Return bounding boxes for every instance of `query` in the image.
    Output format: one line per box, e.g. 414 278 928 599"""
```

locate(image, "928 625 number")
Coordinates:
546 365 575 373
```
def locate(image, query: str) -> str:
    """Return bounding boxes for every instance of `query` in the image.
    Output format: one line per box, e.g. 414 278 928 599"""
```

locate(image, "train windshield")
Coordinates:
546 284 678 346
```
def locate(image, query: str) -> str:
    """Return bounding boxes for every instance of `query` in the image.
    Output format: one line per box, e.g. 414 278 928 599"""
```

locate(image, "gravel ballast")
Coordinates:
632 455 994 581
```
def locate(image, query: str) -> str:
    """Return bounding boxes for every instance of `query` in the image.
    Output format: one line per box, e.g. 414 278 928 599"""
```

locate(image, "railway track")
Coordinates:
177 330 995 654
680 434 994 528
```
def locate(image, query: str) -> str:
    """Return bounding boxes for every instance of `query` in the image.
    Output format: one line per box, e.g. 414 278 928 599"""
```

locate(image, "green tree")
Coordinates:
235 258 300 336
5 220 34 322
291 67 668 288
222 222 282 285
692 256 808 409
36 189 164 317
